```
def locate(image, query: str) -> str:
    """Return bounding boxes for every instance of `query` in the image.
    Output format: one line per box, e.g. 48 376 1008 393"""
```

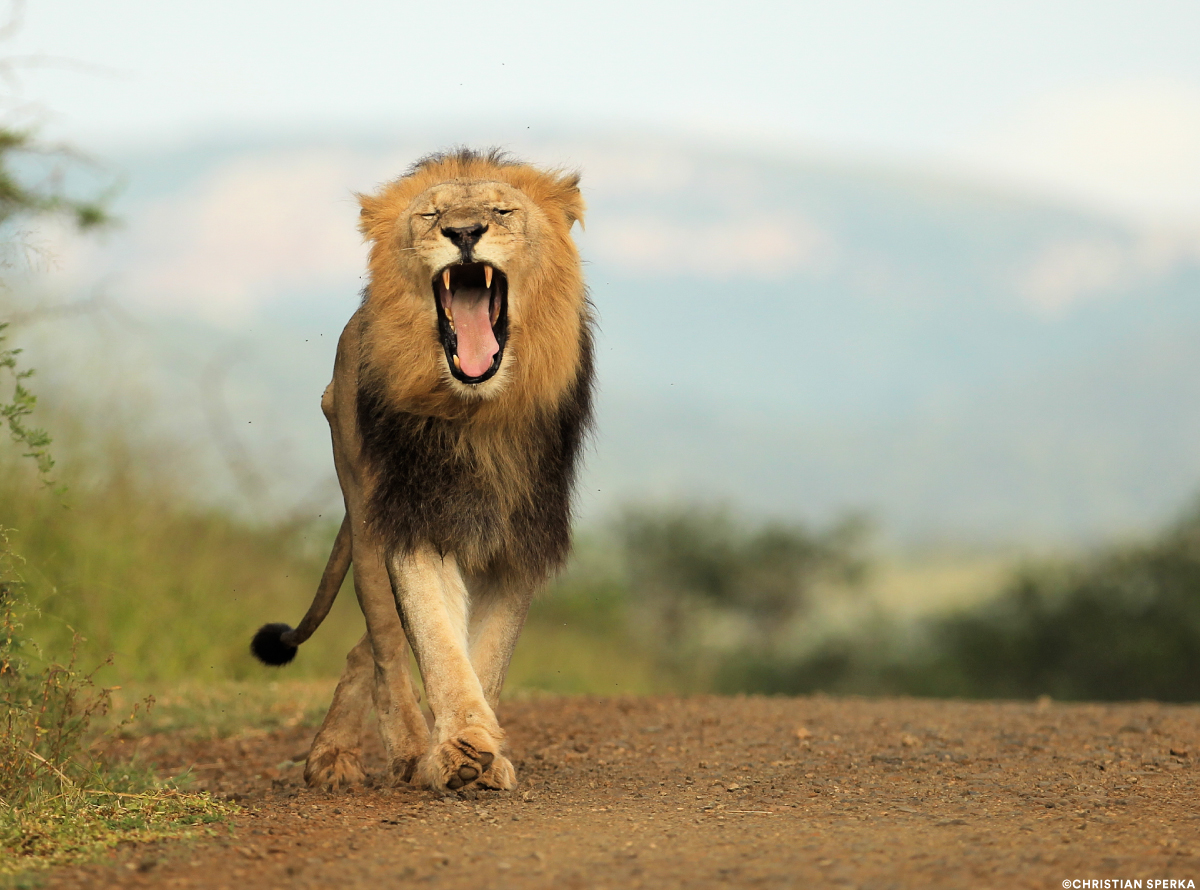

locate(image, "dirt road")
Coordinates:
46 695 1200 889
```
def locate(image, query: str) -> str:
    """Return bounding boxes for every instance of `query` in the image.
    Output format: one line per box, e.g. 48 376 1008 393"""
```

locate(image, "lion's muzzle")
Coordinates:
441 223 488 264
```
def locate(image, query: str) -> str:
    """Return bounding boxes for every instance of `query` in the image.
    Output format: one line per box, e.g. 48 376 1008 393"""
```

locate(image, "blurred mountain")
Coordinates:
17 131 1200 545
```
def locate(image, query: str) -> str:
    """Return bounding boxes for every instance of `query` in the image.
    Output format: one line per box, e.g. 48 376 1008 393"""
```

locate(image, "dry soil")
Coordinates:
44 695 1200 889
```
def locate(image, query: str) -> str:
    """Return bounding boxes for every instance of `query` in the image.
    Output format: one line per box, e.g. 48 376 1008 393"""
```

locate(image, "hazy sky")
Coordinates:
10 0 1200 219
11 1 1200 538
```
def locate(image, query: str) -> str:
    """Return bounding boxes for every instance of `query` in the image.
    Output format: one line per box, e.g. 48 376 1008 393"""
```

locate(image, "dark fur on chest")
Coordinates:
356 331 594 583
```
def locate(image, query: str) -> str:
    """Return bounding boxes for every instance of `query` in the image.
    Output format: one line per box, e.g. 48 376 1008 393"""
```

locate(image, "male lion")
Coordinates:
250 149 593 793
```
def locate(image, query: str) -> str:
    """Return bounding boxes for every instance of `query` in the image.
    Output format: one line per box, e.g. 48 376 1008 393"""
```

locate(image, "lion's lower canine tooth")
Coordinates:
443 269 451 290
484 266 493 288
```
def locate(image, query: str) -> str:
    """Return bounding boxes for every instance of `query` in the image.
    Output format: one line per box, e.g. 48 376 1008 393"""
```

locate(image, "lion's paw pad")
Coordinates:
422 729 515 792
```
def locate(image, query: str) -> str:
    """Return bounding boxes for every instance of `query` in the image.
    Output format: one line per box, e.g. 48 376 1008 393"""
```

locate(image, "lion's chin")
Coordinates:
433 262 509 385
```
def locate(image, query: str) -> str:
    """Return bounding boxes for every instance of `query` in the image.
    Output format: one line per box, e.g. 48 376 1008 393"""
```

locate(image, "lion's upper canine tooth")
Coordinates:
442 269 451 291
484 265 493 289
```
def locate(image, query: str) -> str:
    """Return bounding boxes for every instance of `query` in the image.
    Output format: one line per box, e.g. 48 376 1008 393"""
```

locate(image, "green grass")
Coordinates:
0 788 234 880
509 621 666 696
0 457 365 684
2 318 236 881
105 679 339 740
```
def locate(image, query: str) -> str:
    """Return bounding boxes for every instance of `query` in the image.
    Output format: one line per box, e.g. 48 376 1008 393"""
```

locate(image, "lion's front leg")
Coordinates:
467 578 535 709
388 548 515 793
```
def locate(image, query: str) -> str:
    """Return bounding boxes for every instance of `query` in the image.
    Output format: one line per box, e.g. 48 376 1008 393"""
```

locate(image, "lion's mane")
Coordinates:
354 149 595 584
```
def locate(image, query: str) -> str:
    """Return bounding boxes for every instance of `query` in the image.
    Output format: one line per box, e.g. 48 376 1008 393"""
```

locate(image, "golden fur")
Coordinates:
357 150 586 419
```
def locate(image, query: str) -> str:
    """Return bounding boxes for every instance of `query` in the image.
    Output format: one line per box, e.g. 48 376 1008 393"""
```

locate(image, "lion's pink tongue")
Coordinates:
451 286 498 378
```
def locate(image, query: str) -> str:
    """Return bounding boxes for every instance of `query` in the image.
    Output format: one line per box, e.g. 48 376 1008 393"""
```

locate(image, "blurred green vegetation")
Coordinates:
927 507 1200 701
725 504 1200 703
0 129 111 234
0 433 866 695
4 425 1200 704
0 448 365 683
0 127 234 880
1 109 1187 711
511 507 868 695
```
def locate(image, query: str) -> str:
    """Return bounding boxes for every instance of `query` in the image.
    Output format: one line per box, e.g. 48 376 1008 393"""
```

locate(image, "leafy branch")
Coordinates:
0 129 110 231
0 321 52 479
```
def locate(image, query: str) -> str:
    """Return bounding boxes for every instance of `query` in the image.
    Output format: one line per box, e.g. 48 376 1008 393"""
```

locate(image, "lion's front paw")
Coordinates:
304 747 366 789
419 725 516 793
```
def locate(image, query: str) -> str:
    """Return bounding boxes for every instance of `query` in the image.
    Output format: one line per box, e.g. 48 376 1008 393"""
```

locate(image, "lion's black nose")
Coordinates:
441 223 488 253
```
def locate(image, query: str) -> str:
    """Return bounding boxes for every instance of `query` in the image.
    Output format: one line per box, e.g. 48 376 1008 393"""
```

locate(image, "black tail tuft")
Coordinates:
251 622 298 666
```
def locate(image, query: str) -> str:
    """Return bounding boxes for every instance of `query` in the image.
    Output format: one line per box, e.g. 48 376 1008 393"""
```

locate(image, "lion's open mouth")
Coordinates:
433 262 509 384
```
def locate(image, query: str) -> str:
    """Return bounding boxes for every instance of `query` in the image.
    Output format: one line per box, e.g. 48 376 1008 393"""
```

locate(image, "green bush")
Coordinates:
515 506 870 693
619 506 868 651
924 505 1200 701
732 504 1200 702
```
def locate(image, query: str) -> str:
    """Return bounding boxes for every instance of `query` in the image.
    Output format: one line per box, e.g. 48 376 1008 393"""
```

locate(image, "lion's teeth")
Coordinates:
484 265 493 289
442 269 451 290
452 354 461 369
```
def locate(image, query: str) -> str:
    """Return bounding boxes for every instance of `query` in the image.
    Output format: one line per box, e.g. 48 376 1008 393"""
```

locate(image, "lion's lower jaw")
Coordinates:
443 364 510 401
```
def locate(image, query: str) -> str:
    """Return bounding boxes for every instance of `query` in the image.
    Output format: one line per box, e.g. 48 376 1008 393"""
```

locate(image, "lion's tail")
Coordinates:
250 514 352 666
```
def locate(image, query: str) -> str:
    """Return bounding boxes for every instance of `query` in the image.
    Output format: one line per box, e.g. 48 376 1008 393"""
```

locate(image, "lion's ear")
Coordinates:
554 172 586 231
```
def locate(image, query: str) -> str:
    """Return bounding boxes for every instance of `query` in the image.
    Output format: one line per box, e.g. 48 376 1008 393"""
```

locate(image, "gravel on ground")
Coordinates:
43 695 1200 889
